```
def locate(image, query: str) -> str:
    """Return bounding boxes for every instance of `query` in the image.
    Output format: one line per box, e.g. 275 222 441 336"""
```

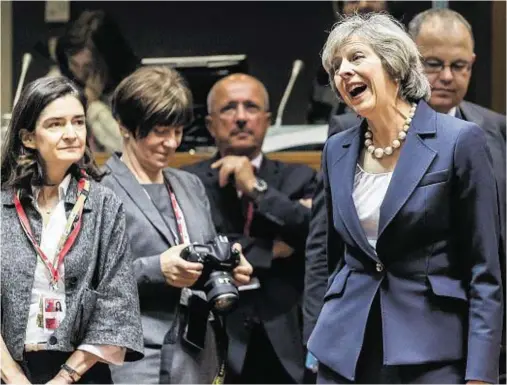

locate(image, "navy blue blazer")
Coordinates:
307 100 503 383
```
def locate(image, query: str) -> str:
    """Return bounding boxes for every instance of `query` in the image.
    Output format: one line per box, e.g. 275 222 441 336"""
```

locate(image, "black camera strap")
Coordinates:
210 312 229 384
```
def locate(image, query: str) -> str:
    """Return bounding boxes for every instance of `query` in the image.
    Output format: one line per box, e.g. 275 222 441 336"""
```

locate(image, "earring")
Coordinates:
123 133 130 139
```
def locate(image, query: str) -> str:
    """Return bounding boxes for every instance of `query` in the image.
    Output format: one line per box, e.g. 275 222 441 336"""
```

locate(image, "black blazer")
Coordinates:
303 101 506 345
183 155 317 382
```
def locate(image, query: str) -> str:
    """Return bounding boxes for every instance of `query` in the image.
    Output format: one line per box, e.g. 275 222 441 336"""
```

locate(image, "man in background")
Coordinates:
184 74 317 383
410 9 506 382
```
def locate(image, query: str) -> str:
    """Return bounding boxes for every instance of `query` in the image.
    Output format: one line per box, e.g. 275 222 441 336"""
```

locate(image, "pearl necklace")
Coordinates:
364 103 417 159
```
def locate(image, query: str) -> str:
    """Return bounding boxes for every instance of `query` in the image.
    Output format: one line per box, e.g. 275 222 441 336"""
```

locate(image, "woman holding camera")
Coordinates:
1 76 143 384
101 66 253 384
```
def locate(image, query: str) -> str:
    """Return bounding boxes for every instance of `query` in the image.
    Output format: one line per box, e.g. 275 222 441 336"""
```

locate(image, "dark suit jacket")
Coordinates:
303 101 507 345
184 155 317 382
307 100 503 383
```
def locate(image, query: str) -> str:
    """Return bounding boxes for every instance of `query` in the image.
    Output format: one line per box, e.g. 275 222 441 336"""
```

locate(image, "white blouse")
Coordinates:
352 164 393 249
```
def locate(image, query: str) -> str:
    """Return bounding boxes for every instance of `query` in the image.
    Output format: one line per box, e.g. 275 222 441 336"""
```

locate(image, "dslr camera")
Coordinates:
180 235 241 313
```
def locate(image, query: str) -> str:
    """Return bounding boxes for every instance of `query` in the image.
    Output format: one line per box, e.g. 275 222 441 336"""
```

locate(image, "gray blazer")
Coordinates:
102 154 219 384
1 176 144 362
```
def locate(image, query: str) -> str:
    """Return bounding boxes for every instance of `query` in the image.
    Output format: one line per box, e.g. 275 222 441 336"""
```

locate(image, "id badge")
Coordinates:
42 295 65 333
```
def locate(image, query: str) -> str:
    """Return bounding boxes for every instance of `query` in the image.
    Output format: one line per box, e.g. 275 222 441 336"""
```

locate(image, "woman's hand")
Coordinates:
272 238 294 259
231 243 253 285
46 350 98 384
160 244 204 288
5 373 31 384
1 335 31 384
45 373 71 384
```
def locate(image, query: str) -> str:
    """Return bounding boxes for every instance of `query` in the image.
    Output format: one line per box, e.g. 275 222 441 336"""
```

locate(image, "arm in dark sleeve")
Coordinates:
303 145 345 344
303 172 329 344
254 167 317 251
132 254 165 286
223 234 273 270
324 156 345 281
453 124 503 383
222 168 316 270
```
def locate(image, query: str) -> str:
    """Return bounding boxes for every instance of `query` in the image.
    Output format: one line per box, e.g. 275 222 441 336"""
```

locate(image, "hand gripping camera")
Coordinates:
180 235 241 313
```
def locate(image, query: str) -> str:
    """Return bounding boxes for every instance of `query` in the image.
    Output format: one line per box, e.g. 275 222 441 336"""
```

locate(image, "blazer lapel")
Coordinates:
378 100 437 239
257 156 279 187
330 125 379 261
106 154 175 245
163 168 205 243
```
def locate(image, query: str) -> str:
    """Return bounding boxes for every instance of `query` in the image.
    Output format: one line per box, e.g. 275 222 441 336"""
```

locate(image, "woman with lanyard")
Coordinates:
1 76 144 384
102 66 253 384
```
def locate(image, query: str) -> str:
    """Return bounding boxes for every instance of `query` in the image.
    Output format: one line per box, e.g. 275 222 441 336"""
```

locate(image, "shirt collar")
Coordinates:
447 107 457 117
33 173 72 202
250 153 263 170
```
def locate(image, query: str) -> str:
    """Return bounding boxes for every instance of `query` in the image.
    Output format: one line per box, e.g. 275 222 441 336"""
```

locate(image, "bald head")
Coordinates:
409 9 476 114
207 74 270 113
205 73 271 159
408 9 474 49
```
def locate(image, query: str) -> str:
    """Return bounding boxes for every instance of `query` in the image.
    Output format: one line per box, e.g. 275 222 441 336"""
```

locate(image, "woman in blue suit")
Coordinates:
307 13 503 384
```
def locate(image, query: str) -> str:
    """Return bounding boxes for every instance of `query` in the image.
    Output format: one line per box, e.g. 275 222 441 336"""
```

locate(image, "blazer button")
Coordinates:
49 336 58 345
376 263 384 273
68 277 78 288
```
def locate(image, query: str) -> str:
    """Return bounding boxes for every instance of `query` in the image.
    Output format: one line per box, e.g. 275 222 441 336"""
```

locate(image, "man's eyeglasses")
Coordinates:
423 58 472 75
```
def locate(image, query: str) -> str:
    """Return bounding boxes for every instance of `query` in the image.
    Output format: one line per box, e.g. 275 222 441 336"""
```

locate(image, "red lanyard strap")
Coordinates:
14 177 90 289
164 178 190 245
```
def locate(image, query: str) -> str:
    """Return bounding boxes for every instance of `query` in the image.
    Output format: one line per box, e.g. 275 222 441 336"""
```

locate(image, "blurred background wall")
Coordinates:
3 1 506 122
1 2 13 118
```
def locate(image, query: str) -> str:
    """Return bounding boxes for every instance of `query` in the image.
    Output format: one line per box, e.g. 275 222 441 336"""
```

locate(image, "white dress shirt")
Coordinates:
250 153 263 170
24 174 125 365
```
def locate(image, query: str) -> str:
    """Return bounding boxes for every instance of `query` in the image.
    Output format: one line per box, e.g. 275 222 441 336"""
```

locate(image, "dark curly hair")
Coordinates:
1 76 104 194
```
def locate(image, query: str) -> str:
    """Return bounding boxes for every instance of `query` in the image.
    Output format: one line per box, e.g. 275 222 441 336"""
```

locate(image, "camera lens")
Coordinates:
204 271 239 313
213 293 239 312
